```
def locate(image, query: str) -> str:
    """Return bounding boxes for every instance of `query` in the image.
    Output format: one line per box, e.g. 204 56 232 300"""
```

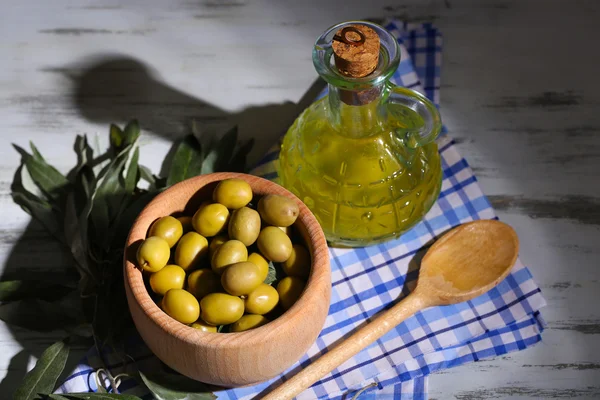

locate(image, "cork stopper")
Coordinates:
332 24 380 78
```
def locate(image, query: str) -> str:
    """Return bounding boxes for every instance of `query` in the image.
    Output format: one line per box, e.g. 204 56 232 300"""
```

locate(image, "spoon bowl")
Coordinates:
263 219 520 400
418 220 519 304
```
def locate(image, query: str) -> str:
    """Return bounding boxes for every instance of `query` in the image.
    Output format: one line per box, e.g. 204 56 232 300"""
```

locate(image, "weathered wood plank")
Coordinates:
489 195 600 226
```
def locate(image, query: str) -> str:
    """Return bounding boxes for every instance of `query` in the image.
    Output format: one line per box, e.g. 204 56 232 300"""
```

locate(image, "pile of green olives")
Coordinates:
136 178 311 333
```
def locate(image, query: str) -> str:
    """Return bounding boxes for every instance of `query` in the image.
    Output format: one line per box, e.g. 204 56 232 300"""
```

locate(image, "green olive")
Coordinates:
192 203 230 237
200 293 244 326
257 194 299 227
174 232 209 272
282 244 311 279
248 252 269 282
149 265 186 296
187 268 221 299
213 178 253 209
245 283 279 315
137 236 170 273
191 319 217 332
197 201 210 213
162 289 200 324
221 262 262 296
211 239 248 275
148 216 183 248
177 216 194 234
277 276 305 310
209 234 228 259
228 207 261 246
257 226 293 262
230 314 269 332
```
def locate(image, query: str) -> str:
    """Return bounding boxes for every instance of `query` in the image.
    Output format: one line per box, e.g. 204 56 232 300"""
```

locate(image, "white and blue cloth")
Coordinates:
58 20 547 399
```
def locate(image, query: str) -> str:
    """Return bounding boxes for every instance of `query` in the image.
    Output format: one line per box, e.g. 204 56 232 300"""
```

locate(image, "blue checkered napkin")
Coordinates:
245 20 547 399
57 20 546 400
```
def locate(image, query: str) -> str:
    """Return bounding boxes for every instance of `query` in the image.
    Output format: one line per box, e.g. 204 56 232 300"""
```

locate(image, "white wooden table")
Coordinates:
1 0 599 398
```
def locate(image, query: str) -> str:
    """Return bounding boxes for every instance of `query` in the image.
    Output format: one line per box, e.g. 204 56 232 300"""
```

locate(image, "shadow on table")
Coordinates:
0 221 88 396
63 54 325 169
0 54 326 396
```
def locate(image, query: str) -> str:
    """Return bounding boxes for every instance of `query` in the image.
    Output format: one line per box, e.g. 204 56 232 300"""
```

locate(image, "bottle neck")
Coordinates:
327 82 387 138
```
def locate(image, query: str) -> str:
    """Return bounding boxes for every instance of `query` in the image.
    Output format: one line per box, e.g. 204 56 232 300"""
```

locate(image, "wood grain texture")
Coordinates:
124 172 331 386
0 0 599 398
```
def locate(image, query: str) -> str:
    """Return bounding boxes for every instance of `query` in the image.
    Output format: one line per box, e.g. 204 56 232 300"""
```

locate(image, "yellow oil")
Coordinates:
279 97 442 247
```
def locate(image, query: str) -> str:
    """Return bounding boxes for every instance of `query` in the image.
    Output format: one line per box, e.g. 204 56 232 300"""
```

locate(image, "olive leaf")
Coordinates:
89 147 131 250
0 280 72 302
122 119 141 147
139 371 217 400
111 190 159 250
13 143 70 204
64 191 97 285
138 165 157 188
48 394 143 400
28 142 70 199
89 278 132 345
263 261 283 285
200 126 238 175
166 135 204 187
110 124 124 148
12 165 65 244
0 298 80 333
230 138 255 173
71 135 95 182
13 339 70 400
124 147 140 193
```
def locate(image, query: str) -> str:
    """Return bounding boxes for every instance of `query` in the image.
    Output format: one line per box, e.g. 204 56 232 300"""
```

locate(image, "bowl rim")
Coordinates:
124 172 330 347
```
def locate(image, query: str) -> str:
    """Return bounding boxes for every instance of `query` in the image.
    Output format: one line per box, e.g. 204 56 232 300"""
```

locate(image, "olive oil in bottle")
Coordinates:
278 22 443 247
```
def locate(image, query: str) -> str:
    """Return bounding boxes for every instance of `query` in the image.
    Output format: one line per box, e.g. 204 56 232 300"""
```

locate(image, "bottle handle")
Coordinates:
385 82 442 148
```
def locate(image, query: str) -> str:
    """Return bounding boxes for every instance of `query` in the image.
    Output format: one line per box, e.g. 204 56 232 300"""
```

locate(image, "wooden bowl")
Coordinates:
124 172 331 387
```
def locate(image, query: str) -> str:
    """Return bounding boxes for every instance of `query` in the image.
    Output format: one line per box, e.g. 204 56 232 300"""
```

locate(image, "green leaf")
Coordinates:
89 149 130 248
13 339 70 400
110 124 124 148
138 165 155 186
11 190 61 241
230 138 254 173
0 280 72 302
263 261 281 285
122 119 141 146
71 135 95 181
64 165 98 283
111 190 159 249
0 298 80 332
94 148 130 201
124 147 140 193
64 199 94 283
49 394 142 400
14 143 70 202
73 165 95 216
139 371 217 400
166 135 204 187
200 126 238 174
11 165 65 244
30 142 46 162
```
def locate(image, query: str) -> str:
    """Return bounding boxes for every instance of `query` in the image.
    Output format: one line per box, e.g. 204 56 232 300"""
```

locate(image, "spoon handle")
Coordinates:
261 291 431 400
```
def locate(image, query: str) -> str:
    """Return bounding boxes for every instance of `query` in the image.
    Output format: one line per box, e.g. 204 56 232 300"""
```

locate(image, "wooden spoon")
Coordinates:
262 219 519 400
